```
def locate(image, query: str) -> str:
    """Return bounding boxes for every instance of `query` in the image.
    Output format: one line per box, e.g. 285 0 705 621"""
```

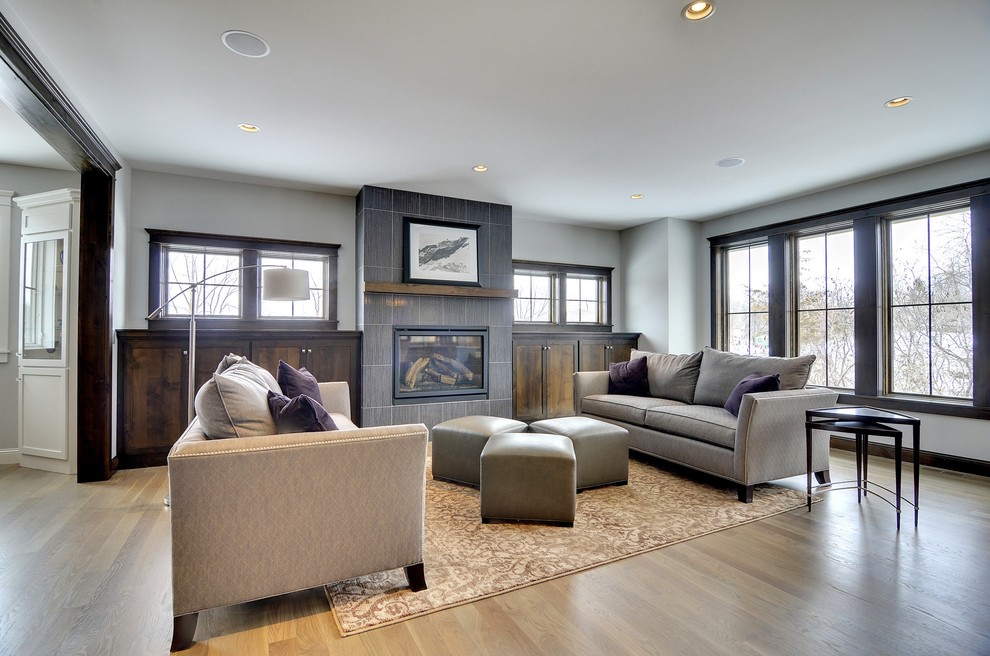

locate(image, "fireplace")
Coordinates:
394 327 488 402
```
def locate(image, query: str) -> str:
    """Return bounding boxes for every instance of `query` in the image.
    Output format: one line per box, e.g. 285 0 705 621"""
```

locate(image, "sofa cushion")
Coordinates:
693 347 815 407
194 367 278 439
277 360 322 404
216 355 281 393
724 373 781 416
608 356 650 396
643 405 738 449
631 349 703 404
267 391 338 434
582 394 685 426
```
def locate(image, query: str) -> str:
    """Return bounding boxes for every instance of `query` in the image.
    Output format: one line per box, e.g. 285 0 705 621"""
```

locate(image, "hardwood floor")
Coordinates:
1 450 988 656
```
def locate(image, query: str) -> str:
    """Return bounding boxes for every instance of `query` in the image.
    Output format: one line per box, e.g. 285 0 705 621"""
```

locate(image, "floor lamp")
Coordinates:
146 265 311 423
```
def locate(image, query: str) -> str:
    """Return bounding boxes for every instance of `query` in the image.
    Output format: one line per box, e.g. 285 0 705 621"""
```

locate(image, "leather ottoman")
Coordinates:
431 415 527 487
480 433 576 527
529 416 629 490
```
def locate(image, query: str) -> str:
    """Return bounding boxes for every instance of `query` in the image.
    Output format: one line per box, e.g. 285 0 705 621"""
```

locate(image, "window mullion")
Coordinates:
243 250 259 319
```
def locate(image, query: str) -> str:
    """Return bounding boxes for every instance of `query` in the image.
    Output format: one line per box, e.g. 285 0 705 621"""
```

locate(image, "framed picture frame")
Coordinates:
403 218 481 286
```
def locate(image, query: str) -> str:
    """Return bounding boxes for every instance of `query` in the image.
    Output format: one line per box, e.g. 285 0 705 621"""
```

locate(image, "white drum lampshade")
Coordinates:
262 267 310 301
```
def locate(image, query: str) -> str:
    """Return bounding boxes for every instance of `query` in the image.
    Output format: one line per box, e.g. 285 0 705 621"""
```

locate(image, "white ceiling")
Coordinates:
1 0 989 228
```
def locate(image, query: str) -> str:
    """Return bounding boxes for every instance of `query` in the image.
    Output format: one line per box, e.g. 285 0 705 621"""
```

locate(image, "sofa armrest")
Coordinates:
734 387 839 484
167 422 428 616
318 381 351 419
573 370 610 415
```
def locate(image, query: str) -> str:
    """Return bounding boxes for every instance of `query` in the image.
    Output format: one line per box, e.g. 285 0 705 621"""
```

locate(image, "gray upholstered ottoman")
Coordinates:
480 433 576 527
432 415 528 487
530 416 630 490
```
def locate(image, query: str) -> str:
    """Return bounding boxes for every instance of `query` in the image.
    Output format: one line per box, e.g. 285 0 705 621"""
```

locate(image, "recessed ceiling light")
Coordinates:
237 123 261 133
221 30 271 58
884 96 913 108
682 1 716 21
630 194 644 200
472 164 488 172
716 157 745 168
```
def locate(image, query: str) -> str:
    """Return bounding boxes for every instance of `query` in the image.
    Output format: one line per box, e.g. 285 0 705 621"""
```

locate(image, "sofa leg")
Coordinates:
814 469 832 485
405 562 427 592
170 612 199 652
737 484 754 504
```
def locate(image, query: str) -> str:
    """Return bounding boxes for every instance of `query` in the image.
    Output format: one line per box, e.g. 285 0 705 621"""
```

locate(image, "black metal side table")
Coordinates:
805 406 921 529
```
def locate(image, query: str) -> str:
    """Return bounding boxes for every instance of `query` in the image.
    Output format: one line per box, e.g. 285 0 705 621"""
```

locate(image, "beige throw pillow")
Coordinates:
630 349 703 404
194 364 278 439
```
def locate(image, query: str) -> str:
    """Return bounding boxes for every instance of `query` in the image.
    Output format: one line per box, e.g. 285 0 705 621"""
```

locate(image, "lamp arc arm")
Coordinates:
145 263 283 320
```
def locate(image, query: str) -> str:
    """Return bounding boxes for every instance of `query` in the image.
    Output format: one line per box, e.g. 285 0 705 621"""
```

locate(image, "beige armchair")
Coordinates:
167 382 428 651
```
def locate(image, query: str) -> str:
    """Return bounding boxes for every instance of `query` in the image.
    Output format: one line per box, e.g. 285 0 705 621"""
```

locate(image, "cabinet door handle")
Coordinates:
182 350 188 356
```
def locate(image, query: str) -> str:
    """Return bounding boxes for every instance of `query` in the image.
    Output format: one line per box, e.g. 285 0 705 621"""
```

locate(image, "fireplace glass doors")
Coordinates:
394 327 488 401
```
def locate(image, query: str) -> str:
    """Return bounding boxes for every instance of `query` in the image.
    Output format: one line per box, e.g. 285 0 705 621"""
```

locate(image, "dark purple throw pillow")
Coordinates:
267 390 338 434
723 373 781 416
608 356 650 396
276 360 322 405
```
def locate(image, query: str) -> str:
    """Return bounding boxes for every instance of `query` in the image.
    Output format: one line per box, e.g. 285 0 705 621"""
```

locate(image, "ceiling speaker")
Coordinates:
221 30 271 58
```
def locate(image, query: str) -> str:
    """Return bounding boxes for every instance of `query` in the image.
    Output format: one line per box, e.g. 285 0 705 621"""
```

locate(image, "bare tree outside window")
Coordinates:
797 229 855 388
724 244 769 355
514 272 554 323
259 253 328 318
164 248 241 317
889 208 973 399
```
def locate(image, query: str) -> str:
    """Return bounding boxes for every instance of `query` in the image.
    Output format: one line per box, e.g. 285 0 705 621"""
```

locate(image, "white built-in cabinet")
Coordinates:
14 189 79 474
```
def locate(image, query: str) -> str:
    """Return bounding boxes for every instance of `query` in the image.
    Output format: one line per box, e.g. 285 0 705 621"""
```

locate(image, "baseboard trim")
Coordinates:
0 449 20 465
830 435 990 478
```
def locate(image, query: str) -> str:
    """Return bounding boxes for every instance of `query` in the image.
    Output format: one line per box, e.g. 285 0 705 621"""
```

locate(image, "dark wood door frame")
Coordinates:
2 13 120 481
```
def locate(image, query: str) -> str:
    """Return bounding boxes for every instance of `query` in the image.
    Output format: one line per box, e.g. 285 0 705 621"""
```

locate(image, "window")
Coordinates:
514 271 555 323
147 229 339 328
887 207 973 399
709 177 989 418
723 243 769 355
513 261 612 330
796 228 855 388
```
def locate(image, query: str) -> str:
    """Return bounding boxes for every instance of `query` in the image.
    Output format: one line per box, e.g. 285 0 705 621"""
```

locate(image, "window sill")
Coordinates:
835 393 990 421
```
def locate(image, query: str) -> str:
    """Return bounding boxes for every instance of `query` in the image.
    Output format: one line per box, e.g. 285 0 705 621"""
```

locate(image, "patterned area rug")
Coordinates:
327 457 811 636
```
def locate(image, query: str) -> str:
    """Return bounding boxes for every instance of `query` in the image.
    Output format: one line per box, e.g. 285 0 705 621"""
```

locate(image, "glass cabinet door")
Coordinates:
20 233 66 363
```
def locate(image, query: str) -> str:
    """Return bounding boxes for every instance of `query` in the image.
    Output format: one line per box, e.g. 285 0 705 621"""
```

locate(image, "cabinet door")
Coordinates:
118 341 187 467
545 340 577 418
609 338 636 364
578 339 610 372
19 367 68 460
306 338 361 419
512 341 546 421
251 341 306 377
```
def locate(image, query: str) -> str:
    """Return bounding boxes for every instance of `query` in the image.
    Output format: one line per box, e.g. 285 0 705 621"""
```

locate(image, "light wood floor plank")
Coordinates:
0 450 988 655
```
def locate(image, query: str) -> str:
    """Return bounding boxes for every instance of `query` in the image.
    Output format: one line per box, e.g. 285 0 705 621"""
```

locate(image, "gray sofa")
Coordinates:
573 347 837 502
167 381 429 650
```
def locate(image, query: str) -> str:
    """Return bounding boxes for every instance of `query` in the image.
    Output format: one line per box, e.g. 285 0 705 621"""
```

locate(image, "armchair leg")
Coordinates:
737 484 754 504
405 562 427 592
170 612 199 652
814 469 832 485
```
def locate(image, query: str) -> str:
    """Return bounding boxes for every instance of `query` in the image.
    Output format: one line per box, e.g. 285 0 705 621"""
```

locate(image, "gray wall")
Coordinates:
122 169 357 329
0 163 81 459
619 217 699 353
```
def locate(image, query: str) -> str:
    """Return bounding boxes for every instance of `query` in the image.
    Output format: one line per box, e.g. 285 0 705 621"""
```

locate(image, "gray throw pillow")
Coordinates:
194 367 278 439
215 354 281 393
631 349 703 404
693 347 815 407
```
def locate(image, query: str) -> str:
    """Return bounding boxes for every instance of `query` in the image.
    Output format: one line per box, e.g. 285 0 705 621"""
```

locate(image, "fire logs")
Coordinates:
403 353 474 389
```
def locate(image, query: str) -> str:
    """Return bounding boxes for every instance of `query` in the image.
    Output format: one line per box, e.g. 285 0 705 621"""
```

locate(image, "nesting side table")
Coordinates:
805 406 921 529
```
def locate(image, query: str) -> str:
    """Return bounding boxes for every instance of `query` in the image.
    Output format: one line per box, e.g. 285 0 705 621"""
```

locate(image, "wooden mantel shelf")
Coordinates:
364 282 517 299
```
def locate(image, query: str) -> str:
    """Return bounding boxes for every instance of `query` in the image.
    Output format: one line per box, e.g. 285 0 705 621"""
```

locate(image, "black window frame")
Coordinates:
709 178 990 420
146 229 340 331
512 260 613 333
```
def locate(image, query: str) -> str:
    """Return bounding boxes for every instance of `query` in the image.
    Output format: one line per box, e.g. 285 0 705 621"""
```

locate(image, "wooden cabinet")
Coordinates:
577 335 637 372
116 330 361 468
512 332 638 421
512 337 577 421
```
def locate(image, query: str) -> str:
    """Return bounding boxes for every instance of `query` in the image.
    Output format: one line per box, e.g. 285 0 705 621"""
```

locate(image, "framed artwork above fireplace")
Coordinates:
403 218 481 286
